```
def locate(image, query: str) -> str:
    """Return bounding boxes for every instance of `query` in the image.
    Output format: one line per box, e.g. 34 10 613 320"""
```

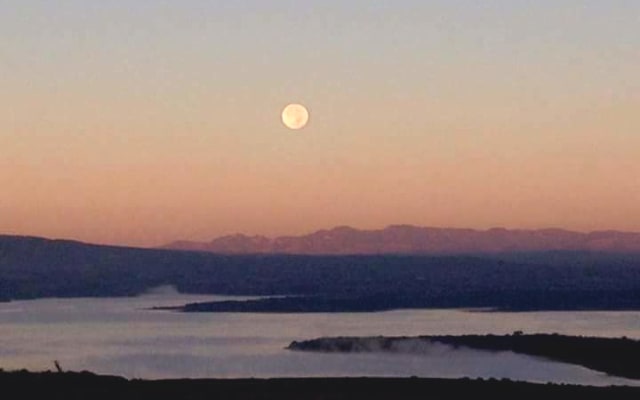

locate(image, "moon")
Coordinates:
281 103 309 130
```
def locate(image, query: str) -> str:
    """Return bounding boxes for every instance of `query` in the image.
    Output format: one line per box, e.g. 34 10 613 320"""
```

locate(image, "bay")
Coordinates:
0 290 638 386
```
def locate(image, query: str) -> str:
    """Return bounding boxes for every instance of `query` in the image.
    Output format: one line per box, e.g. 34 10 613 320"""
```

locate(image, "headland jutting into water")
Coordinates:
287 333 640 380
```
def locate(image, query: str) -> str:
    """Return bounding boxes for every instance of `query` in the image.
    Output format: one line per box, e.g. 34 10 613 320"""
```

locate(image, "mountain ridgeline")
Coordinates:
1 233 640 311
162 225 640 255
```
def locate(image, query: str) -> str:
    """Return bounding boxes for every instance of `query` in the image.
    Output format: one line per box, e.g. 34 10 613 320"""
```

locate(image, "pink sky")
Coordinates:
1 2 639 246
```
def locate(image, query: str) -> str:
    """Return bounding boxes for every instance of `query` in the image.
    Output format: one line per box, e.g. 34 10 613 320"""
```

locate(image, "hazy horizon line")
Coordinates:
4 223 640 249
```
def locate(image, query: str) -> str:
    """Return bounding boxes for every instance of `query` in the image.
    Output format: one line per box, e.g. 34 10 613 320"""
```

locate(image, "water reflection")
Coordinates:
0 293 638 386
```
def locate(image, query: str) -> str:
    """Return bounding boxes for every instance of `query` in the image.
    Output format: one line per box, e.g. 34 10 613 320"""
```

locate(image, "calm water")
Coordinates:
1 291 639 386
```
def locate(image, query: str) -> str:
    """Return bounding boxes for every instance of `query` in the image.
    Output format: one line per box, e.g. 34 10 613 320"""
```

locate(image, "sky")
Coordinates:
1 1 639 246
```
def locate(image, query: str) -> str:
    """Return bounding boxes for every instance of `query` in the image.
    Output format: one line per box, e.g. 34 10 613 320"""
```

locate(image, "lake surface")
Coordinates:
1 291 639 386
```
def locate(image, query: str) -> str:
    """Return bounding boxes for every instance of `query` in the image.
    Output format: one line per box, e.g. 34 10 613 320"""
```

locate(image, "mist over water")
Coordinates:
0 291 638 386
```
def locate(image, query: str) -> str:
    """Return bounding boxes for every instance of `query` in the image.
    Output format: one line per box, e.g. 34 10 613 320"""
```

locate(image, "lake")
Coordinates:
0 291 639 386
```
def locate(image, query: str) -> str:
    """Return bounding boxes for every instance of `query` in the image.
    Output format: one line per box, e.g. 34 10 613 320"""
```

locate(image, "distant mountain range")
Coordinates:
162 225 640 255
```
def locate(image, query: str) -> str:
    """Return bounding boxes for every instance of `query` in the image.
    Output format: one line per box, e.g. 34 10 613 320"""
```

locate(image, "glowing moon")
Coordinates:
281 103 309 130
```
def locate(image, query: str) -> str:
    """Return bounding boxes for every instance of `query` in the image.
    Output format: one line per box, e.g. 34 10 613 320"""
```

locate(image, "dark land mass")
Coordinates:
163 225 640 254
168 288 640 313
1 235 640 312
1 371 640 400
288 334 640 380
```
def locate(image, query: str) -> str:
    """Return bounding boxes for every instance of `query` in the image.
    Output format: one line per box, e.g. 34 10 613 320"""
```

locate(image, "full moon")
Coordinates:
281 103 309 130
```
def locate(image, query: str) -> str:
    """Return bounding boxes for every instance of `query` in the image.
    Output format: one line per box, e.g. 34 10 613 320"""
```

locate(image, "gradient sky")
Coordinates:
1 1 639 246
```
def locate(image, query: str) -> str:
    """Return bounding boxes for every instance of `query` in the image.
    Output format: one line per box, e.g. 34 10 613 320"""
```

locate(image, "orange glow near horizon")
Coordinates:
1 2 639 246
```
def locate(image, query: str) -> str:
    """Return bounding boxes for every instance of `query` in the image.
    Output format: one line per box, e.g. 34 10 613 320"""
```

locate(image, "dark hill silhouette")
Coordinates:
162 225 640 254
1 234 639 311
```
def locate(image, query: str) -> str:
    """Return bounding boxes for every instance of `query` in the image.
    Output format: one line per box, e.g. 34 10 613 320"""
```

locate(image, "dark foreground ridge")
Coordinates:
288 333 640 380
1 370 639 400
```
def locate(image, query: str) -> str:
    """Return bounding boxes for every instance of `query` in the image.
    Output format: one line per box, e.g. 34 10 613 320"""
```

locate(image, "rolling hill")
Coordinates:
1 233 639 310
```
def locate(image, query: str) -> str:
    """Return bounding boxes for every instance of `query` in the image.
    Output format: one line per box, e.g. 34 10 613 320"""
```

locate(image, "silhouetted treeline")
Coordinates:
1 235 640 311
1 370 639 400
288 334 640 379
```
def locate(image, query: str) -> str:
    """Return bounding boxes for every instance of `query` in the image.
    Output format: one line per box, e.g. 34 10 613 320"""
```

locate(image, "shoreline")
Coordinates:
155 295 640 313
